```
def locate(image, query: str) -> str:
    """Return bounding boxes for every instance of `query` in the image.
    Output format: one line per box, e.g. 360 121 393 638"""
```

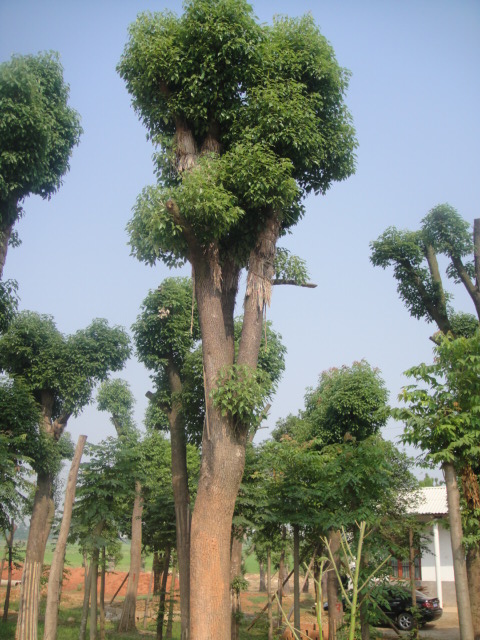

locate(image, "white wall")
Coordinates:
421 523 454 582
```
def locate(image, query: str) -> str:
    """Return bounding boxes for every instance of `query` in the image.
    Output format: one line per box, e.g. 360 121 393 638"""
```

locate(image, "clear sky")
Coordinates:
1 0 479 478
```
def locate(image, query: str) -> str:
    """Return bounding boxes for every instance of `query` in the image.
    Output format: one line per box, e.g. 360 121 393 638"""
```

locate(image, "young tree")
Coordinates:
396 331 480 640
0 52 82 278
119 4 356 634
97 379 143 632
0 311 130 640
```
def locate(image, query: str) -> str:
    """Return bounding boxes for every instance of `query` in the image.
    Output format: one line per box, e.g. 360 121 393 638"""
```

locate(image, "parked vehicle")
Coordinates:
324 584 442 631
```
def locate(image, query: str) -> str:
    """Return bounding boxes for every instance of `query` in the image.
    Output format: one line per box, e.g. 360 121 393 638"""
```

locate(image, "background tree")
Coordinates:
0 52 82 277
0 311 130 640
396 331 480 640
97 378 143 632
119 2 356 635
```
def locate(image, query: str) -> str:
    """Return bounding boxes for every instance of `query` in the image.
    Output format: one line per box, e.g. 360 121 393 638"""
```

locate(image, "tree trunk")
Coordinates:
443 462 474 640
327 529 342 640
117 481 143 632
267 549 273 640
44 435 86 640
157 545 171 640
99 547 106 640
230 532 243 640
166 562 176 639
90 548 99 640
259 562 266 592
153 552 161 595
293 525 301 635
0 220 14 280
467 546 480 640
79 563 92 640
167 363 191 640
2 521 15 622
15 470 55 640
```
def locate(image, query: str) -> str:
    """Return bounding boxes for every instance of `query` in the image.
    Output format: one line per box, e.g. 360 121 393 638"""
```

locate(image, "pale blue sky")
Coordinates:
1 0 479 476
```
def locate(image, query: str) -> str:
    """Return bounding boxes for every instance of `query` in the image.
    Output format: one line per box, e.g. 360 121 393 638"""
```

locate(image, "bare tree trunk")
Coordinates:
166 562 177 639
44 435 86 640
293 525 300 635
90 548 99 640
157 546 171 640
408 529 419 640
444 462 474 640
79 563 92 640
267 549 273 640
118 481 143 631
153 552 161 596
143 570 154 629
167 363 191 640
15 470 55 640
467 546 480 640
99 548 106 640
328 529 342 640
259 562 266 592
2 521 15 622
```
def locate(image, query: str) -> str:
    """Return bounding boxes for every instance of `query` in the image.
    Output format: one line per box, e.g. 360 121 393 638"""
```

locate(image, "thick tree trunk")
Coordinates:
157 545 171 640
2 521 15 622
167 363 191 640
327 529 342 640
467 546 480 640
15 471 55 640
44 435 86 640
443 462 474 640
117 482 143 632
293 526 301 635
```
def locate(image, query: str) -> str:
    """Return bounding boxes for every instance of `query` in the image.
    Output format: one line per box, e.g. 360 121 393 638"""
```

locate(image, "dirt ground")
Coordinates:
2 567 460 638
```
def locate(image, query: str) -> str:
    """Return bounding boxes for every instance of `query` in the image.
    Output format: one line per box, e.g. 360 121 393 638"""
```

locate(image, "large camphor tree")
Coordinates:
118 2 356 636
0 52 82 278
0 311 130 640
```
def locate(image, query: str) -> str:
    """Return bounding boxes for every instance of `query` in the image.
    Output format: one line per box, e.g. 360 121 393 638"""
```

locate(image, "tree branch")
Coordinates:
272 279 317 288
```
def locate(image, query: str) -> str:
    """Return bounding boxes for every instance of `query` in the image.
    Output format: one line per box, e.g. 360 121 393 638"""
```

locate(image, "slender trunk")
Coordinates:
267 549 273 640
327 529 342 640
293 525 300 635
90 548 99 640
474 219 480 293
79 564 92 640
230 533 243 640
467 546 480 640
15 470 55 640
0 220 14 280
167 362 191 640
118 482 143 631
277 550 284 628
99 548 105 640
259 562 266 592
360 550 370 640
143 570 154 629
443 462 474 640
157 545 171 640
153 552 161 596
302 575 310 594
166 562 177 639
44 435 86 640
408 529 419 639
2 522 15 622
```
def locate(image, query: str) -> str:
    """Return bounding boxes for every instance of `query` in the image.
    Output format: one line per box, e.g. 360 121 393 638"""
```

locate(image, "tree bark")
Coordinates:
153 552 161 595
327 529 342 640
117 481 143 632
79 563 92 640
267 549 273 640
467 546 480 640
99 547 106 640
230 532 243 640
443 462 474 640
2 521 15 622
166 562 177 639
15 470 55 640
293 525 301 635
166 362 191 640
90 548 99 640
157 545 171 640
44 435 87 640
259 562 266 592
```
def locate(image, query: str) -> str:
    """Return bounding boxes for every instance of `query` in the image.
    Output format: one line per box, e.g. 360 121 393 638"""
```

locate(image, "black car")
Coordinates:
324 585 442 631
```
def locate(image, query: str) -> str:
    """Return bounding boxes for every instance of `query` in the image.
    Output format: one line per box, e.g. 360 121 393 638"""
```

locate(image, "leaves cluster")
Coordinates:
0 52 82 226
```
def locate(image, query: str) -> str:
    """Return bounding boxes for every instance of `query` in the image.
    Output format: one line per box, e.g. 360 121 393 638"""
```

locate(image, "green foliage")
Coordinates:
303 360 389 445
449 311 478 338
0 279 18 333
119 0 356 268
0 52 82 226
0 311 131 419
422 203 472 262
97 378 136 434
211 364 270 428
395 330 480 467
274 248 310 285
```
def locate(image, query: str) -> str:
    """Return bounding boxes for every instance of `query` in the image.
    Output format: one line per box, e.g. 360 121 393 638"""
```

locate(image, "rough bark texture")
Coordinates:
443 462 474 640
15 471 55 640
117 482 143 632
467 546 480 640
44 435 87 640
167 363 191 640
327 529 342 640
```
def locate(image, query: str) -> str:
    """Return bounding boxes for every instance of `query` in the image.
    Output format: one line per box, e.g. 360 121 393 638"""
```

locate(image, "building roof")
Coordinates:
410 486 448 516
